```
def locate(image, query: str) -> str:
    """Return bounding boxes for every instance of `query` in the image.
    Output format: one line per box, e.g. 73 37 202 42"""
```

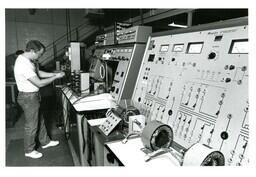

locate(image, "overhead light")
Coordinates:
168 22 188 28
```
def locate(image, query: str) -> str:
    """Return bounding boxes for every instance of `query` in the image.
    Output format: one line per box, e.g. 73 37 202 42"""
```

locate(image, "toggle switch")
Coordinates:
115 88 119 94
111 86 115 92
225 78 231 83
229 65 235 70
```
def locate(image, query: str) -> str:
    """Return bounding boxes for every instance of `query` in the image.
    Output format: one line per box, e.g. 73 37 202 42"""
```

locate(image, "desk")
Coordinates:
88 120 125 166
60 86 117 166
105 137 180 167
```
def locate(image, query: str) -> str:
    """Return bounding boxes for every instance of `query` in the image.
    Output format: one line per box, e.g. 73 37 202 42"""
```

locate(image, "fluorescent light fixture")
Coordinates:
168 22 188 28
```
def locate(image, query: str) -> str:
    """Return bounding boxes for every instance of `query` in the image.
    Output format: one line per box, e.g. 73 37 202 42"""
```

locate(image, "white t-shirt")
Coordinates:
14 55 39 92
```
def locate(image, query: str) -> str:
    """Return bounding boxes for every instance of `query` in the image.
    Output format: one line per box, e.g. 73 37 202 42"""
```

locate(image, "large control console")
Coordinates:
130 17 248 166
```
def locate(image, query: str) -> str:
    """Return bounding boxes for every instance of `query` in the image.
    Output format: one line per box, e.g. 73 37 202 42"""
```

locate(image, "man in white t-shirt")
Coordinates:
14 40 65 159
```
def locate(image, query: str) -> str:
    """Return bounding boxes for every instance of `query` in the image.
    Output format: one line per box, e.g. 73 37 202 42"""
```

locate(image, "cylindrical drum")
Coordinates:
141 120 173 151
183 143 225 166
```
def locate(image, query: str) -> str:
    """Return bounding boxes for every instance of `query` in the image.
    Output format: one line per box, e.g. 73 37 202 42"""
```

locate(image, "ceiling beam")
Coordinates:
129 9 195 26
104 9 195 32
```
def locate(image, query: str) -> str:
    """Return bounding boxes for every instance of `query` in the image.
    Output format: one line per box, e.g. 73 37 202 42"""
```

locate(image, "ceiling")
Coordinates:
88 8 248 32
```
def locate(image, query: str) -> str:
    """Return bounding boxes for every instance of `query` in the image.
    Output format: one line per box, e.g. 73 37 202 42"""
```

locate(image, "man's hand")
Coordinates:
55 72 65 79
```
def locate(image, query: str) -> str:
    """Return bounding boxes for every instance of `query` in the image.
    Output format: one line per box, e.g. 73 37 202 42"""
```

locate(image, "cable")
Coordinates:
72 94 89 105
81 114 86 153
72 90 96 105
80 88 90 93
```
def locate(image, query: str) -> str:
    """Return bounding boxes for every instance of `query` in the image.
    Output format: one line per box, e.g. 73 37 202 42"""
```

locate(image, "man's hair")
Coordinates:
15 50 24 55
25 40 45 52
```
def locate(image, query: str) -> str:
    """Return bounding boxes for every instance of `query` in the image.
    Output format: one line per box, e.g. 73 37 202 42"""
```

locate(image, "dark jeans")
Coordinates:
17 92 50 153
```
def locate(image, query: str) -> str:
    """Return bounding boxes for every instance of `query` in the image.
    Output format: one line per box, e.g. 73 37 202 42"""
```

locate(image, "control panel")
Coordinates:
95 32 115 46
70 71 89 96
93 45 146 102
105 32 115 46
93 26 152 102
132 20 248 166
102 44 147 102
99 109 122 136
117 26 152 44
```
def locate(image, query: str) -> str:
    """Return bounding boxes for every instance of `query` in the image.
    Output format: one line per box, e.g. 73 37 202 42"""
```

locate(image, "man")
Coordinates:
14 40 65 159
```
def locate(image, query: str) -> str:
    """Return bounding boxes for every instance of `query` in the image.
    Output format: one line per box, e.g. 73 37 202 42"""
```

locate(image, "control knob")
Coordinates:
208 52 216 60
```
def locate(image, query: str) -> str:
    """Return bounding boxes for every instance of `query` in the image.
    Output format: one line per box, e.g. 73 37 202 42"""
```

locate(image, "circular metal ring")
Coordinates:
141 120 173 151
183 143 225 166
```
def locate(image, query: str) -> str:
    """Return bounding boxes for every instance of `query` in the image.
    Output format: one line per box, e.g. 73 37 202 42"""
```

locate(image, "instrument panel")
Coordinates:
132 22 248 166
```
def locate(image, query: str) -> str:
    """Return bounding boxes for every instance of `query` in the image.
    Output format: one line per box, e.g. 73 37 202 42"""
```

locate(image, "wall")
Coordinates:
5 9 90 56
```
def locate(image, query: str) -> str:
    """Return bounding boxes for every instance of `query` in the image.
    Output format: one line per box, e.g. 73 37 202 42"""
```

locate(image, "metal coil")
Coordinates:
141 120 173 151
183 143 225 166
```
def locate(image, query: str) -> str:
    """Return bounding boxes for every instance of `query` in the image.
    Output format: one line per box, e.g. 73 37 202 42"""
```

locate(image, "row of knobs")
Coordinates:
111 56 129 61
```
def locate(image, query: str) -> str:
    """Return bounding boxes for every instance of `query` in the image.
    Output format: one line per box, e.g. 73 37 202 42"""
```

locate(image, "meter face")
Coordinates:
160 45 169 52
230 39 248 54
187 42 204 54
172 44 184 52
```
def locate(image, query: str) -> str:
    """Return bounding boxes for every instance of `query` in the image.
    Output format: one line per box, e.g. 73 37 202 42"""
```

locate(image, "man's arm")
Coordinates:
38 70 57 78
28 72 64 88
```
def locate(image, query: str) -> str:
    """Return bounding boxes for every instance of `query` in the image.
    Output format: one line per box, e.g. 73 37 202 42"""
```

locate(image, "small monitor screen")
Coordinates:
172 44 184 52
160 45 169 52
187 42 204 54
229 39 248 54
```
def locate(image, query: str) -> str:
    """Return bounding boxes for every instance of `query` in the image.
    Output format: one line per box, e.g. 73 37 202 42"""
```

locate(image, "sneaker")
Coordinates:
42 140 59 149
25 150 43 159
